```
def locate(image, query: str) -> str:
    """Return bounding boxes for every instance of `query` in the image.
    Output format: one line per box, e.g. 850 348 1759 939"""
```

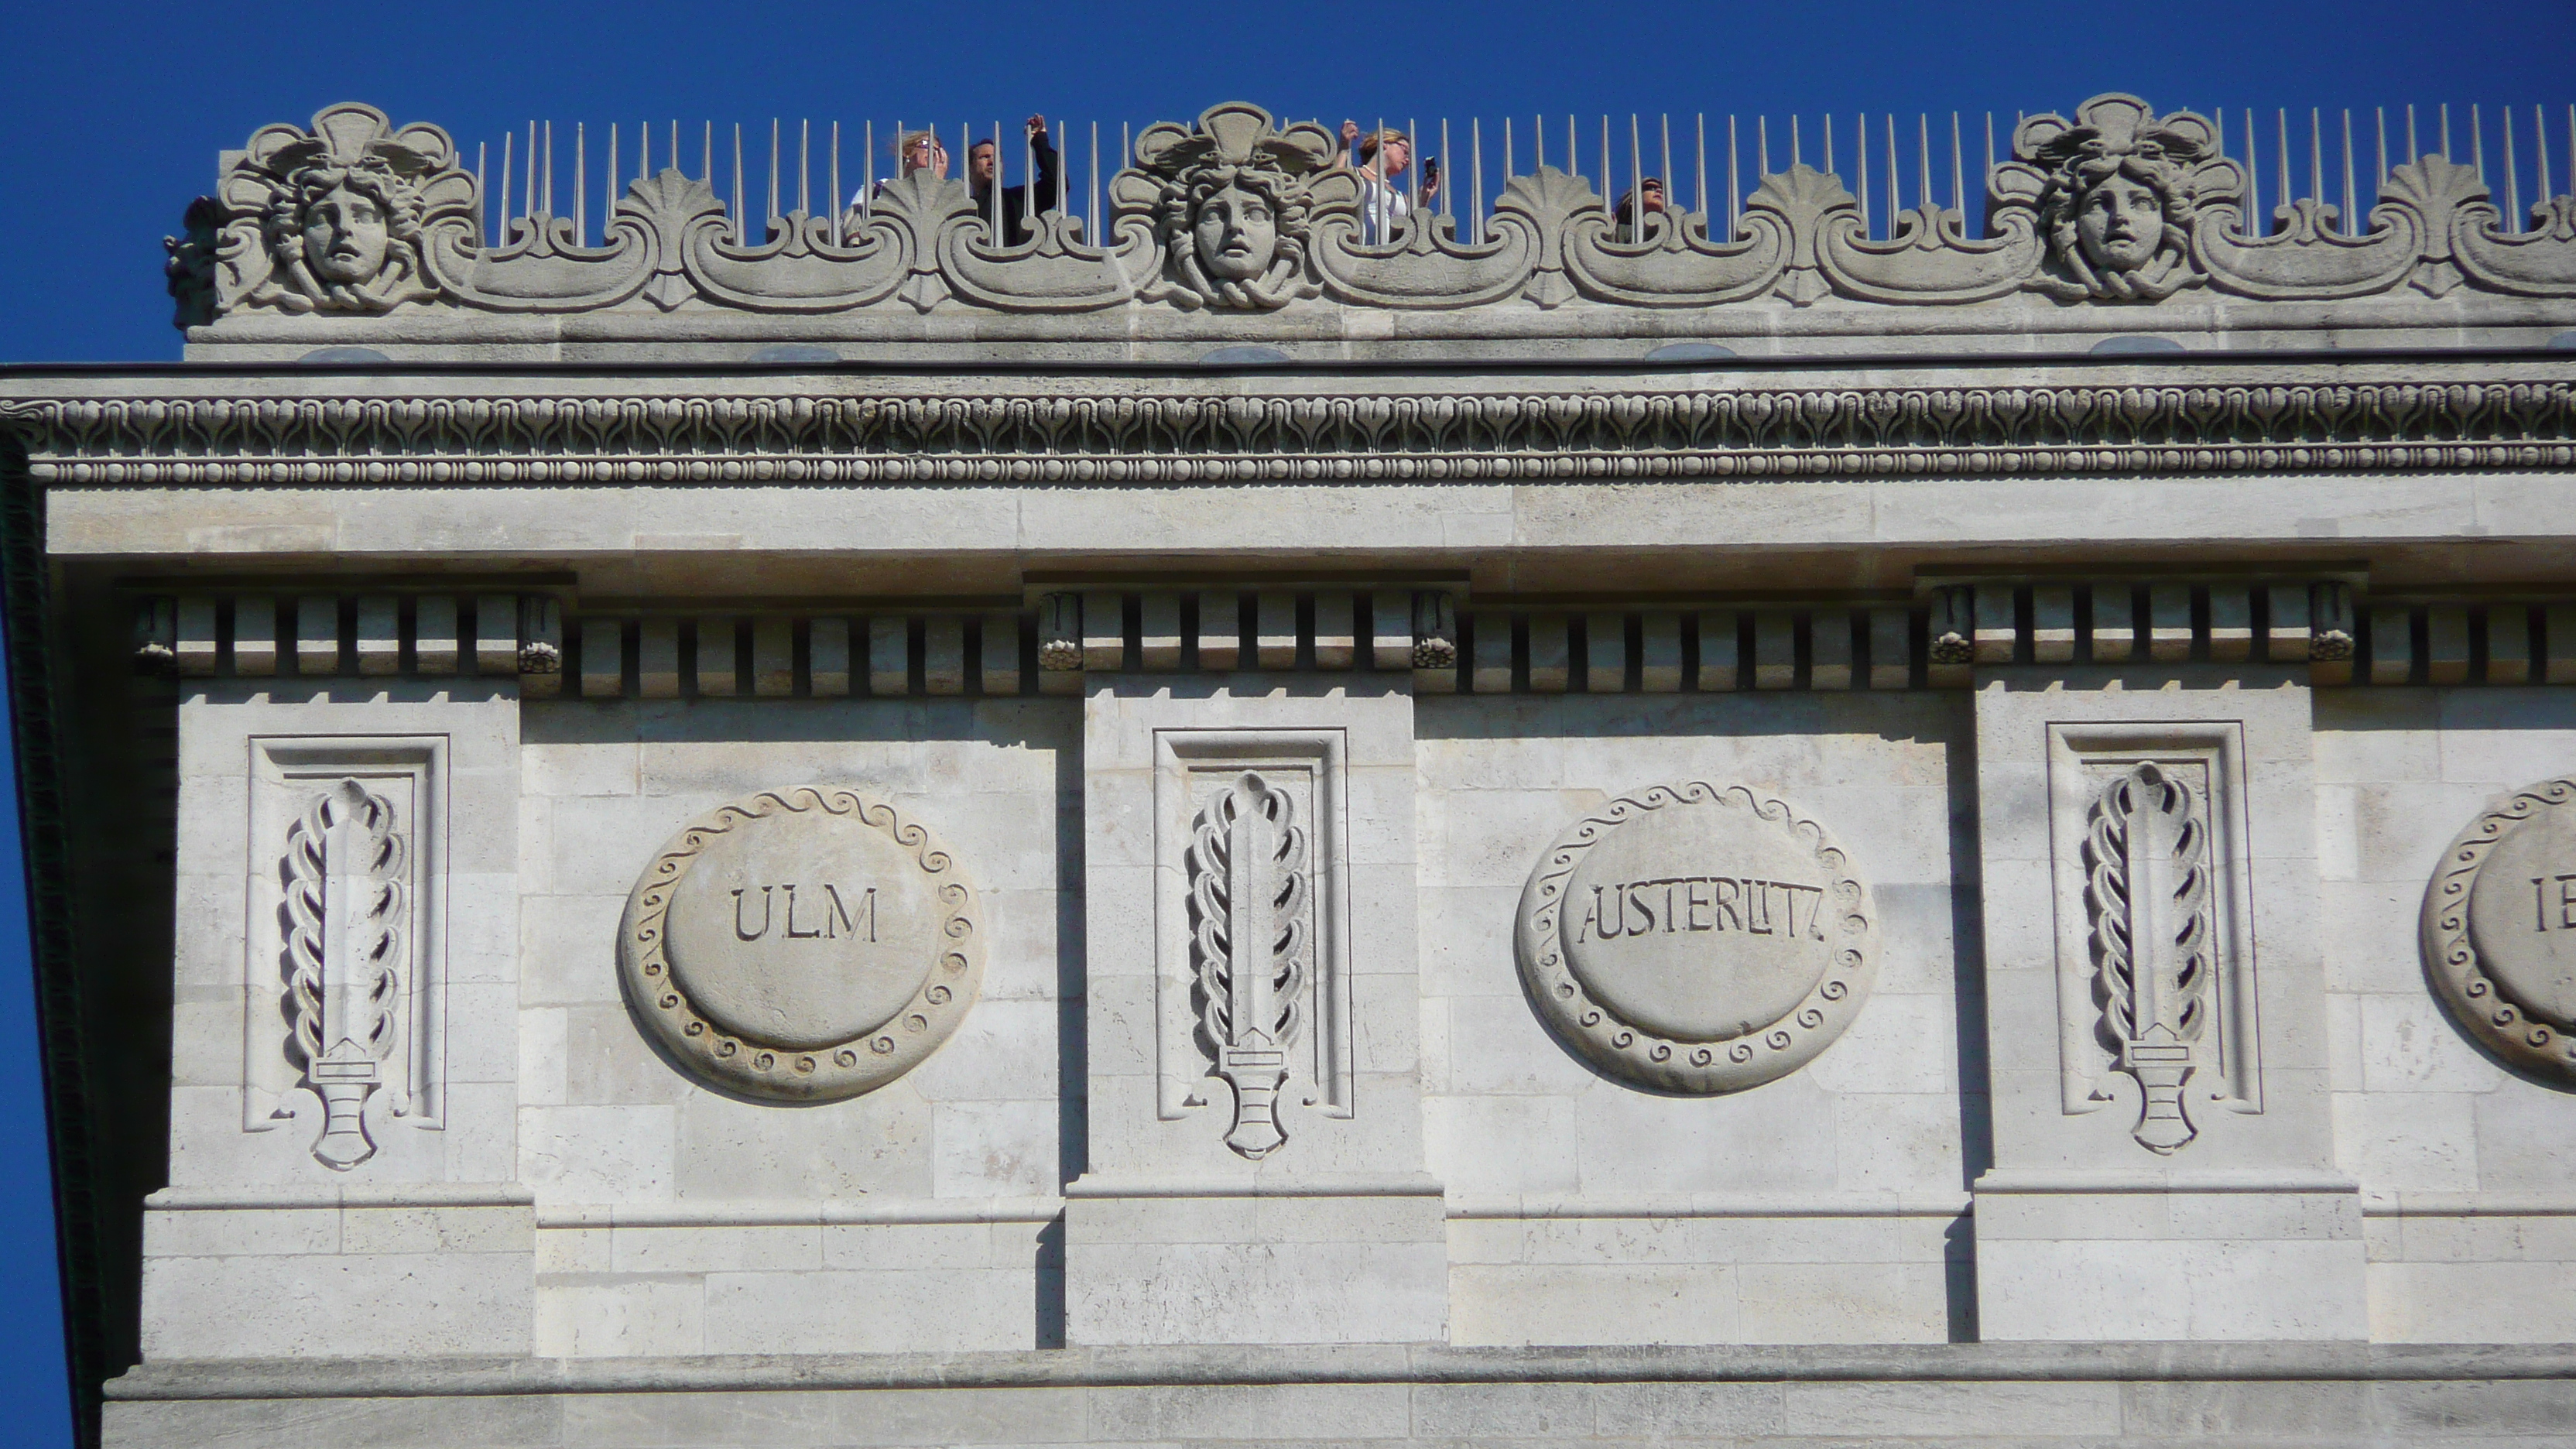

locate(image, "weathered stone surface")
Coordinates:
26 80 2576 1449
2424 774 2576 1081
1516 781 1877 1094
621 786 984 1102
168 94 2576 359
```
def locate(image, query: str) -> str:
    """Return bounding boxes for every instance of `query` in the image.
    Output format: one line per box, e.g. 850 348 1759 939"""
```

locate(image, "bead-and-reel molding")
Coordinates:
619 787 981 1101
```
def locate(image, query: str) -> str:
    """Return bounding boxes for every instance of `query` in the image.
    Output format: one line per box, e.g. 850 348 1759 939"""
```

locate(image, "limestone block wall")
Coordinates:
1416 692 1970 1345
129 652 2576 1365
2314 687 2576 1343
146 683 529 1361
515 697 1073 1356
19 357 2576 1427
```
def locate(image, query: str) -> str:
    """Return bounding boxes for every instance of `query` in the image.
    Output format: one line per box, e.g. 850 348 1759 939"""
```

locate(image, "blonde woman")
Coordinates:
1338 121 1439 245
845 128 951 224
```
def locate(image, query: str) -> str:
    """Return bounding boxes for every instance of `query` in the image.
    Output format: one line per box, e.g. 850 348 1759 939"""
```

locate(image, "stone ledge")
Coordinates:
104 1342 2576 1399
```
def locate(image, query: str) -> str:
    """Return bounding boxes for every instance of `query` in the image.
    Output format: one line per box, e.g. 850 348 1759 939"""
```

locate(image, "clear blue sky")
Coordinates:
0 0 2569 1439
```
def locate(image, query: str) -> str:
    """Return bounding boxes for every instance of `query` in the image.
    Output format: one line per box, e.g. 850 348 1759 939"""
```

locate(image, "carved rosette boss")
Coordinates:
620 787 982 1102
1992 93 2242 303
214 103 471 315
2424 776 2576 1085
1122 102 1344 310
1517 783 1877 1094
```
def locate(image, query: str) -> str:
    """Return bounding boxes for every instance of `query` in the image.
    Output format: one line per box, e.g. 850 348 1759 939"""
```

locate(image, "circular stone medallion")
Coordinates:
2424 776 2576 1083
1516 782 1877 1094
620 787 981 1102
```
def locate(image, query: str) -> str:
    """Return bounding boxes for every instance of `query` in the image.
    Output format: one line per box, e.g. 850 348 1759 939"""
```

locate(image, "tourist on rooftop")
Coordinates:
1612 176 1666 242
844 128 951 225
1339 121 1439 245
968 115 1063 247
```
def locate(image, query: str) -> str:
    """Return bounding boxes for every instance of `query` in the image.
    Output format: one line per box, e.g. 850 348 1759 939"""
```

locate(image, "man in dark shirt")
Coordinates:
968 115 1062 247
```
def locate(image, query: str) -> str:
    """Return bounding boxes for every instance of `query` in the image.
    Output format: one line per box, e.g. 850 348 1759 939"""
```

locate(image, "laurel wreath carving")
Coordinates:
1189 775 1309 1057
1186 771 1312 1158
279 778 407 1168
2084 764 2215 1152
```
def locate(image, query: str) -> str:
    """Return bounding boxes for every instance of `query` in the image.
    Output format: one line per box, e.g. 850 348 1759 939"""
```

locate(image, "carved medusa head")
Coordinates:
261 162 426 309
1998 94 2241 303
1131 103 1338 310
215 104 465 316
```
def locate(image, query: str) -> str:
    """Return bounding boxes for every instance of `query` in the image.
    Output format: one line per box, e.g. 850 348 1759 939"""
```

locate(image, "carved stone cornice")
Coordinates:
5 380 2570 485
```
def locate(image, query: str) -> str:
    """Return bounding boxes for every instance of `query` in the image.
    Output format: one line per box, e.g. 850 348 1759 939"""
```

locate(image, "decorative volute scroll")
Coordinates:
2084 764 2215 1152
214 104 471 315
1125 103 1337 311
1819 189 2043 306
1187 772 1310 1157
2450 176 2576 298
683 172 916 313
1312 167 1530 310
1516 782 1877 1094
421 170 663 313
1992 94 2244 303
175 94 2576 324
2196 154 2475 300
280 779 409 1169
2195 152 2576 303
1563 174 1792 308
941 173 1156 313
2422 776 2576 1084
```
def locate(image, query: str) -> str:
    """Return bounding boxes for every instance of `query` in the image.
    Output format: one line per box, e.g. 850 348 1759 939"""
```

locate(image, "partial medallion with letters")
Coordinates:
1517 782 1877 1094
620 787 981 1102
2424 776 2576 1084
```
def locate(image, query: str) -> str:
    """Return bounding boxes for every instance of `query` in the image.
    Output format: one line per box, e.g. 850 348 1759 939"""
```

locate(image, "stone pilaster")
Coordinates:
1067 676 1444 1345
1969 664 2362 1340
149 680 531 1358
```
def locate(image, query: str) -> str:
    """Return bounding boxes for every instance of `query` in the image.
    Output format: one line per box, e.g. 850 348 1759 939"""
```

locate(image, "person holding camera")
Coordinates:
968 115 1061 247
1339 121 1438 245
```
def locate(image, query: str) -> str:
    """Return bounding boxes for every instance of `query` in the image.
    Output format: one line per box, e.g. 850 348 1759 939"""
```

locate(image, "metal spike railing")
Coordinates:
471 101 2576 253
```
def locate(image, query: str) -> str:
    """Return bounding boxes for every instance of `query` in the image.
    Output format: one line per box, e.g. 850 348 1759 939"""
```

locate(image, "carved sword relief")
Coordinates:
1187 772 1309 1159
280 779 408 1169
2084 763 2214 1153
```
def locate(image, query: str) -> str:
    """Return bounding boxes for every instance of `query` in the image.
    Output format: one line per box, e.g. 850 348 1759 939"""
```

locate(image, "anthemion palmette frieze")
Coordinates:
6 377 2571 485
166 96 2576 334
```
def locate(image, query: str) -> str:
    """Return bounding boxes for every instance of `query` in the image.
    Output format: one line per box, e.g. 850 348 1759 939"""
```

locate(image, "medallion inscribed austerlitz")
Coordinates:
1517 783 1876 1094
2425 776 2576 1084
620 787 981 1102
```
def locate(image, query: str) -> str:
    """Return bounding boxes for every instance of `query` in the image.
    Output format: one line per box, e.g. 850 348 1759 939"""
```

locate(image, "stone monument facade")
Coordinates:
6 93 2576 1445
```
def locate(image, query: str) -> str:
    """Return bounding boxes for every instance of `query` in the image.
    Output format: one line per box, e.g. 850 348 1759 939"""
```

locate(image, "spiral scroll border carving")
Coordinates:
1514 781 1878 1094
2421 775 2576 1086
618 786 982 1103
